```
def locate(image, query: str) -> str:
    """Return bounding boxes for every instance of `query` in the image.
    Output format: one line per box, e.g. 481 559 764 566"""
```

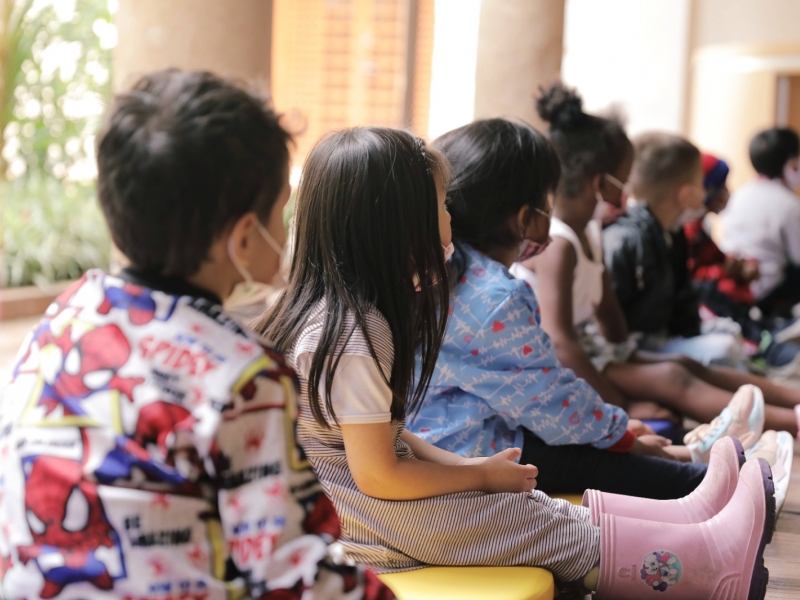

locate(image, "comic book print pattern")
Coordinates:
0 270 393 600
408 245 628 458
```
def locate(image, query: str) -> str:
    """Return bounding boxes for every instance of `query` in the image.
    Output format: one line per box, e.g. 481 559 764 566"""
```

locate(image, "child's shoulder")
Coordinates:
292 299 394 366
79 268 287 376
455 245 538 321
602 207 651 249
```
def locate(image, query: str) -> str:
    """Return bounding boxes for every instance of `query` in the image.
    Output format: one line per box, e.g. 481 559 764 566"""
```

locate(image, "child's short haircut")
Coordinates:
629 132 701 203
97 69 291 277
749 127 800 178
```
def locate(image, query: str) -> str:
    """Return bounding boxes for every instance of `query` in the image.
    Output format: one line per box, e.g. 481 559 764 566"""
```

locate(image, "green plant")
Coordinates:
3 176 109 287
1 0 115 287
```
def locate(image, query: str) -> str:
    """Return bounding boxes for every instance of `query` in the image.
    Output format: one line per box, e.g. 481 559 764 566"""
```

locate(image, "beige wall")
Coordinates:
114 0 272 92
693 0 800 48
473 0 565 130
688 0 800 189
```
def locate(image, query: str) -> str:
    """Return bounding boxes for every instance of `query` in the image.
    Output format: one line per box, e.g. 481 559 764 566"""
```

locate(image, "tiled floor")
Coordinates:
1 316 799 596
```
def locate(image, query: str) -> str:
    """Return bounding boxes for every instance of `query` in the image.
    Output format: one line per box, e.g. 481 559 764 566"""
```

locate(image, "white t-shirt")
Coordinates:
510 218 605 326
719 178 800 299
295 353 392 424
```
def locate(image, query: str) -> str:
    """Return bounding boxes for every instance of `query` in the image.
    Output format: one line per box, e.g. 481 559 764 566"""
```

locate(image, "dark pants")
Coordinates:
758 264 800 319
520 429 707 500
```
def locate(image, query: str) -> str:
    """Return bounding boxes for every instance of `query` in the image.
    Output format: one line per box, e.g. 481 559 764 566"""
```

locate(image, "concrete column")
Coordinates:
114 0 272 92
473 0 565 129
110 1 273 272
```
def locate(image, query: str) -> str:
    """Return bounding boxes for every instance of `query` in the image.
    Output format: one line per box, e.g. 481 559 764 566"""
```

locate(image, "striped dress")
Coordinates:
288 303 601 583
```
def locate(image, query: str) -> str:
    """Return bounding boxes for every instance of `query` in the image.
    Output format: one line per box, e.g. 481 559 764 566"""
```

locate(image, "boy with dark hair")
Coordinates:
0 70 388 600
720 127 800 317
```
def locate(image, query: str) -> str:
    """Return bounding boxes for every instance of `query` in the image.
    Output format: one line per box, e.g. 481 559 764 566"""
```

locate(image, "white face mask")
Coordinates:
675 205 707 229
226 220 285 308
593 191 609 222
784 161 800 190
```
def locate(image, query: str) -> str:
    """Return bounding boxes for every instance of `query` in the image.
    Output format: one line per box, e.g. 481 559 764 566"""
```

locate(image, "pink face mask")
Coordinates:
517 236 551 262
414 243 455 291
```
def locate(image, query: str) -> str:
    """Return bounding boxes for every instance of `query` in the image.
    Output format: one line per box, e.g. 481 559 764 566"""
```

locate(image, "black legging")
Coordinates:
521 429 708 500
758 264 800 319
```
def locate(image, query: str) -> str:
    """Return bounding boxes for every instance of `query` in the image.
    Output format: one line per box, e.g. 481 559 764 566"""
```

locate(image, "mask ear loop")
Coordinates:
253 219 284 255
227 234 255 290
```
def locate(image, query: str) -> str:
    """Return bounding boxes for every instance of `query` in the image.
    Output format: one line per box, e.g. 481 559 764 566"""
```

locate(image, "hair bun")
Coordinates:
536 82 584 130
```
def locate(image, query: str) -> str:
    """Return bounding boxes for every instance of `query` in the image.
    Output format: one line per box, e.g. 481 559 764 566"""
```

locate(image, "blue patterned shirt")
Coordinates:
409 244 629 457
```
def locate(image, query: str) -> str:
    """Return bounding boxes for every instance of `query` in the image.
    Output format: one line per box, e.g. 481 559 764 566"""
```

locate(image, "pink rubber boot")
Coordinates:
594 458 775 600
583 436 745 525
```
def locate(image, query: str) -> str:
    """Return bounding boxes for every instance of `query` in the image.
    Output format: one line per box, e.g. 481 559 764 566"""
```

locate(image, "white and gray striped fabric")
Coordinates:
289 302 601 583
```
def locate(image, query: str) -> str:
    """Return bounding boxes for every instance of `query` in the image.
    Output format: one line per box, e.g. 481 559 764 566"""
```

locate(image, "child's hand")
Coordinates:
477 448 538 493
627 418 655 437
630 435 673 460
741 259 760 283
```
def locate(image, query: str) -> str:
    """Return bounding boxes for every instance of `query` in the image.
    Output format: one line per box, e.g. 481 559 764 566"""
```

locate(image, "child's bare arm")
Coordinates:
528 239 628 408
594 270 630 343
398 429 469 465
341 422 537 500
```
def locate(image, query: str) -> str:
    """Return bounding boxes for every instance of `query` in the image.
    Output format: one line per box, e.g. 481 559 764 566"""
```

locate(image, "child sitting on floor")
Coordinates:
720 127 800 319
509 84 799 440
685 154 800 376
601 131 800 437
257 124 774 600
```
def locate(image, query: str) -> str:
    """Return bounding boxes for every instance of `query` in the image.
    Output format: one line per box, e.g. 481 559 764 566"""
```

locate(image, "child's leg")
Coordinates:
636 348 800 409
365 490 601 584
593 458 773 599
689 361 800 409
607 360 799 434
605 361 733 423
520 429 707 498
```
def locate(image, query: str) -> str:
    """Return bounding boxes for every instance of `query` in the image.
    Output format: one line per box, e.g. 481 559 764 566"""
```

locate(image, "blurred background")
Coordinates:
2 0 800 310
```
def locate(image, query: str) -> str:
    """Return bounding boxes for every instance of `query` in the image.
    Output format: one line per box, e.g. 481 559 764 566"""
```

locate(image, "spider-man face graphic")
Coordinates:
34 323 144 417
18 455 125 598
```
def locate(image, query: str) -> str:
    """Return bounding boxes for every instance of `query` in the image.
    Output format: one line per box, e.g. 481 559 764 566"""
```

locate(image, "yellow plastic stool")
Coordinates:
378 566 554 600
550 493 583 506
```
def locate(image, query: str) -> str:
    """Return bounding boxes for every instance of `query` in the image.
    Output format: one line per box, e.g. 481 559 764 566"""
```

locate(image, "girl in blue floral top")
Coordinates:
408 118 709 499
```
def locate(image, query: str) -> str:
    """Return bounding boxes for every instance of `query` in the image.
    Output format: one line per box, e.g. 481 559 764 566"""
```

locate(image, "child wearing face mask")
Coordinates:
406 117 717 500
685 155 800 375
0 70 395 600
600 132 800 440
256 125 776 600
719 127 800 319
503 87 793 491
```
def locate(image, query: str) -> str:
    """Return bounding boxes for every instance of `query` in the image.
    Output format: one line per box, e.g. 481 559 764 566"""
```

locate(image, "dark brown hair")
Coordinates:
96 69 291 277
536 82 631 198
433 118 560 275
257 127 449 425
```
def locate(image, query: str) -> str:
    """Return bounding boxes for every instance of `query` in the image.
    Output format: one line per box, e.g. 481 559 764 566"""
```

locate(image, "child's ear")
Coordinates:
675 184 693 208
516 204 531 232
591 173 603 194
228 212 258 267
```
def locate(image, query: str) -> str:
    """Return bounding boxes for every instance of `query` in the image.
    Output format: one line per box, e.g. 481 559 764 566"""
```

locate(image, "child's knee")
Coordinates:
658 362 695 395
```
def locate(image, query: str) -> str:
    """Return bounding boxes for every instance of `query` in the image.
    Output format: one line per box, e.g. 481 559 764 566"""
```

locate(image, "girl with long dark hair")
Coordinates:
256 126 773 599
